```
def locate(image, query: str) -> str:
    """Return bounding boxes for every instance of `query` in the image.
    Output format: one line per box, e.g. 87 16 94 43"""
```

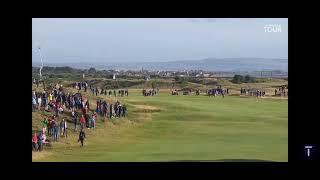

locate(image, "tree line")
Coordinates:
231 75 257 84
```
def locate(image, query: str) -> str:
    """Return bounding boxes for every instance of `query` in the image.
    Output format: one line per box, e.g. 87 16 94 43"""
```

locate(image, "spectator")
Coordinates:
37 132 43 151
91 113 96 129
41 118 48 135
78 130 86 147
63 119 67 137
80 115 85 130
53 124 59 142
32 133 38 151
74 112 78 131
37 96 42 110
32 97 37 112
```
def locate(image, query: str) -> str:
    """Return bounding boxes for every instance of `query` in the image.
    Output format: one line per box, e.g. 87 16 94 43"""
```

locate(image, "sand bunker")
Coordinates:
135 105 160 110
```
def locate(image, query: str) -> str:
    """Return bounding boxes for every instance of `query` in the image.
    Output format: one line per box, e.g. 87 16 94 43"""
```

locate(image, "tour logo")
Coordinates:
264 24 282 33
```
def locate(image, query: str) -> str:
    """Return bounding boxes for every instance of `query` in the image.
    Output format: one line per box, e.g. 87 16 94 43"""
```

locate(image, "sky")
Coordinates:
32 18 288 63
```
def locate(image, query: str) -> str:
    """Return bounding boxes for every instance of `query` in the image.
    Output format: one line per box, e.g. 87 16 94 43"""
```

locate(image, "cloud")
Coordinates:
187 18 256 23
187 18 217 23
203 18 217 22
187 18 201 23
238 18 256 20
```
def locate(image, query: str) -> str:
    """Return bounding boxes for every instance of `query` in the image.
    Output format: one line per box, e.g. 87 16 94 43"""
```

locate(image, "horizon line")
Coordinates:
32 57 288 64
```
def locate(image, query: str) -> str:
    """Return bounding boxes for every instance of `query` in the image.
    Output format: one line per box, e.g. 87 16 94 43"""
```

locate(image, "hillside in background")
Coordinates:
32 57 288 72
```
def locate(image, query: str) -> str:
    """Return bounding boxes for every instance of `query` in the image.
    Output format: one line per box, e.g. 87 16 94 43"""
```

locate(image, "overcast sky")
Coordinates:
32 18 288 63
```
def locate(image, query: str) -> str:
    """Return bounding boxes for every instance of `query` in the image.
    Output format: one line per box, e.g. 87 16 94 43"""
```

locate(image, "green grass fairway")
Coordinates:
32 88 288 162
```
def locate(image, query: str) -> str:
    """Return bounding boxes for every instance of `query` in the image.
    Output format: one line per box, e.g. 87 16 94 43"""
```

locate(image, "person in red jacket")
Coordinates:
80 115 85 130
32 132 38 151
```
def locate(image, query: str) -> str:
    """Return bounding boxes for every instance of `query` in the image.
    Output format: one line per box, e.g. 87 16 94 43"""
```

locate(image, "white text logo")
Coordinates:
264 24 282 33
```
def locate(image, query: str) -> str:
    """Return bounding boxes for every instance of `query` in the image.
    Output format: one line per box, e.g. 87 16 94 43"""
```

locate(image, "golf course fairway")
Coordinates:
32 89 288 162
